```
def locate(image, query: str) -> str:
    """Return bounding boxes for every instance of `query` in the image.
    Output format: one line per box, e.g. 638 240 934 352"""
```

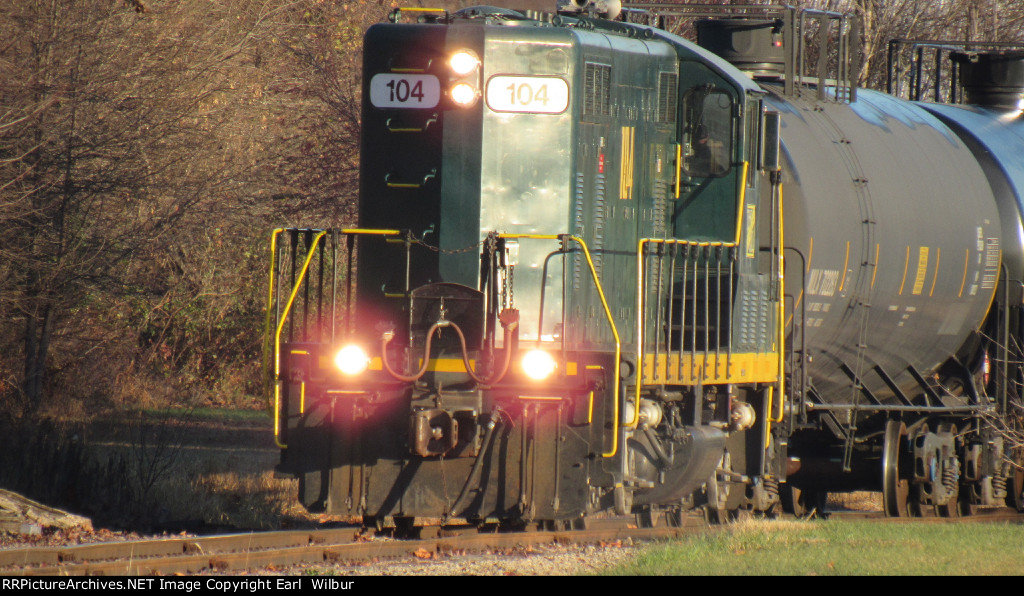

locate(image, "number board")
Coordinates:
369 74 441 109
486 76 569 114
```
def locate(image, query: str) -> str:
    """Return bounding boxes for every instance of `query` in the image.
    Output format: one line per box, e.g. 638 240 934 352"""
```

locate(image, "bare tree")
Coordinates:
0 0 277 414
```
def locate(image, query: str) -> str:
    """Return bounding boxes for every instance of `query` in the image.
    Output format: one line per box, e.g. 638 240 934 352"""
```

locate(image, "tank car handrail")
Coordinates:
886 38 1024 103
498 233 622 458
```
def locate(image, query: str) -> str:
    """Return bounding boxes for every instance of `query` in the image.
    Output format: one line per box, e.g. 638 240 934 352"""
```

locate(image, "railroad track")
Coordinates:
0 518 704 576
5 508 1021 576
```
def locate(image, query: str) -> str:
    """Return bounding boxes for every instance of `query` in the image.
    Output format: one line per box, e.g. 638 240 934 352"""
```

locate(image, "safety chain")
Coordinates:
411 234 484 255
508 264 515 308
501 265 508 310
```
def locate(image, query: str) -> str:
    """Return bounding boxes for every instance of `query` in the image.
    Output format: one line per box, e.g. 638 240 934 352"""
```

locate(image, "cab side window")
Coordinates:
682 87 732 178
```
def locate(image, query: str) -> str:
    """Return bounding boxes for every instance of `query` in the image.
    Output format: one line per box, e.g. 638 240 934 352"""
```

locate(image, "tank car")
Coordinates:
264 2 1024 528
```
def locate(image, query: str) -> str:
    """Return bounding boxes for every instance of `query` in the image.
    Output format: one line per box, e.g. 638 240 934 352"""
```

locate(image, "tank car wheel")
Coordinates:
570 515 589 530
882 420 913 517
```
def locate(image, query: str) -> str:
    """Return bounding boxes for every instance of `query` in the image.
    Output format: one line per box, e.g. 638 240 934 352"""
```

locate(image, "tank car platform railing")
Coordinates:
886 39 1024 104
620 3 860 103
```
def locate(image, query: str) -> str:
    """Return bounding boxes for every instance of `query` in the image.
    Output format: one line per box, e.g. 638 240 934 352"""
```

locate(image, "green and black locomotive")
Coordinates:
265 3 1024 528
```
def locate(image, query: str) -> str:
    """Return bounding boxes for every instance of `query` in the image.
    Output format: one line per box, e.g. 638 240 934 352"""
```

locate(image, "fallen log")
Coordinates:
0 489 92 535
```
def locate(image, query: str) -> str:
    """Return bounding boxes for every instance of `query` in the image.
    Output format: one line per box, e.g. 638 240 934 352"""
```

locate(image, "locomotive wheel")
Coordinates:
704 471 729 524
703 506 728 524
394 516 419 538
634 506 658 528
362 515 385 533
882 420 912 517
1009 461 1024 513
541 517 587 531
780 484 825 518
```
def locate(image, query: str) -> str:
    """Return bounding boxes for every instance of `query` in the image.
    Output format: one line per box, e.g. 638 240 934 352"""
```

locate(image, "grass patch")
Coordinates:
132 407 269 423
0 409 314 532
600 518 1024 575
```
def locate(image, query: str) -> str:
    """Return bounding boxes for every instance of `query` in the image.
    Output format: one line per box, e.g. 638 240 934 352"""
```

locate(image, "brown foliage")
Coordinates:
0 0 385 413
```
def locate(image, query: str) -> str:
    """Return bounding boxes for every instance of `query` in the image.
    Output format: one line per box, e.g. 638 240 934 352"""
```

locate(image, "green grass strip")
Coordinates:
599 518 1024 575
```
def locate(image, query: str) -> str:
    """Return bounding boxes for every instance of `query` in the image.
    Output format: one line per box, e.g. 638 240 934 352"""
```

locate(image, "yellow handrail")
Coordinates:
263 228 284 394
764 182 785 449
269 228 402 449
770 184 786 421
266 228 284 446
341 228 401 236
633 163 752 427
271 231 327 448
498 233 622 458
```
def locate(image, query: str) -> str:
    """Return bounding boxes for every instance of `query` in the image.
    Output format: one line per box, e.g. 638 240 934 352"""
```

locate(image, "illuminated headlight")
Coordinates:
450 83 478 106
449 50 480 76
334 344 370 376
521 349 557 381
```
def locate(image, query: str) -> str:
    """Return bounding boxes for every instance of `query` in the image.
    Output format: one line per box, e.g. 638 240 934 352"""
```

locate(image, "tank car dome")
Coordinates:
952 51 1024 111
695 18 785 79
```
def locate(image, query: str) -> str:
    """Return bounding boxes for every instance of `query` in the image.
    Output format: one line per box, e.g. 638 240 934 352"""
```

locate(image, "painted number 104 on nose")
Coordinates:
370 74 440 109
486 76 569 114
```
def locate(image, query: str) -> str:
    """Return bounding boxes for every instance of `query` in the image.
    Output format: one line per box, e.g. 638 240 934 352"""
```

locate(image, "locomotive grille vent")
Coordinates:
657 72 678 123
652 180 667 238
736 279 770 351
573 172 584 291
584 63 611 117
593 172 606 279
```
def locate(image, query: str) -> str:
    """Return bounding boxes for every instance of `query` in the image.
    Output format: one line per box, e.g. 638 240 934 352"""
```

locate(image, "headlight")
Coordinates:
334 344 370 376
521 349 557 381
450 82 478 106
449 50 480 76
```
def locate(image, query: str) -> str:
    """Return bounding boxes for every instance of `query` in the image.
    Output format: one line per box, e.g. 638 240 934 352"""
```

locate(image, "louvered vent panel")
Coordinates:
584 63 611 117
658 72 678 123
